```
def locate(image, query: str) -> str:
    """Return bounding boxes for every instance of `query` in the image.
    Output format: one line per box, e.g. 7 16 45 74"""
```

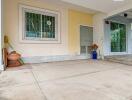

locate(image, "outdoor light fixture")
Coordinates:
124 13 128 17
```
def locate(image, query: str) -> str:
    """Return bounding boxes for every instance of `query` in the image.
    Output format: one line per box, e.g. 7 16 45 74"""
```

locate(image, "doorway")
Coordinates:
110 22 126 53
80 25 93 55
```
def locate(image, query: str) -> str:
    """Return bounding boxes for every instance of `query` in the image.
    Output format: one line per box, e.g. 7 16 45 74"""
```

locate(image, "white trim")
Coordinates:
109 52 128 55
0 0 4 71
19 4 61 44
108 20 128 25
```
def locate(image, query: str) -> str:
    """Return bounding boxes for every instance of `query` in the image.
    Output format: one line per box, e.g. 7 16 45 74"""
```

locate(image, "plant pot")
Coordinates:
92 51 97 59
7 53 21 61
7 60 22 67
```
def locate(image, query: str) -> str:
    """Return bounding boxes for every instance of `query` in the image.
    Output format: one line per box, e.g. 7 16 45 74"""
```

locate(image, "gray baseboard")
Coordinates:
22 55 91 64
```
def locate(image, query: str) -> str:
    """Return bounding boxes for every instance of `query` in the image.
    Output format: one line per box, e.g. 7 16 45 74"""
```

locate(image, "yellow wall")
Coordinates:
68 10 93 55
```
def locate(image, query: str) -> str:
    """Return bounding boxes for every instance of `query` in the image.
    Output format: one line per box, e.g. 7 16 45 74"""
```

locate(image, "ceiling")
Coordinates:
39 0 98 14
105 9 132 24
118 9 132 20
39 0 132 14
61 0 132 13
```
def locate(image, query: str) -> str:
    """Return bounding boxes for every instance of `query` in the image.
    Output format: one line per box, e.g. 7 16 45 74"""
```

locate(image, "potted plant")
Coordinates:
91 44 98 59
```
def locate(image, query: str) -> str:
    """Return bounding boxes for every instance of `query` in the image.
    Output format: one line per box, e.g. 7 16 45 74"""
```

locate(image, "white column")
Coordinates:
0 0 4 70
93 13 107 59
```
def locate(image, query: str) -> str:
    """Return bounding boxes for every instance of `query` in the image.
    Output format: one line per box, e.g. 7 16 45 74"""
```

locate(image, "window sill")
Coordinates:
19 39 61 44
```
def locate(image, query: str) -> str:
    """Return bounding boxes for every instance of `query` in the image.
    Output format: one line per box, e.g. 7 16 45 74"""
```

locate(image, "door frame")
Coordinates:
79 24 93 55
109 21 128 55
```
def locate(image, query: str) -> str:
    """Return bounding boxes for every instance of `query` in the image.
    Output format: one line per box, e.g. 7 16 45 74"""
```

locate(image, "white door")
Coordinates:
80 25 93 55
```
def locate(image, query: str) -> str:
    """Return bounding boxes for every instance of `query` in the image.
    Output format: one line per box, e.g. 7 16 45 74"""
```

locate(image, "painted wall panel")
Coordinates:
93 13 106 58
68 10 93 55
4 0 68 57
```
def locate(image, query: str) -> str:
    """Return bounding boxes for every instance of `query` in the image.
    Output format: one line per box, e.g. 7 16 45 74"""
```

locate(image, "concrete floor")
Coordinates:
105 55 132 65
0 60 132 100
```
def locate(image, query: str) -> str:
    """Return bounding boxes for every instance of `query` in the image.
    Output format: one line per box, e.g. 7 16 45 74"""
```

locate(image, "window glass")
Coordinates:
42 15 55 38
24 10 57 40
25 12 41 38
111 22 126 52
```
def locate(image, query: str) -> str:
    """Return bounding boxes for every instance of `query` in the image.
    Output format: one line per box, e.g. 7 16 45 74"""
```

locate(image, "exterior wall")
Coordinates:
127 23 132 54
4 0 68 57
104 23 111 55
68 10 93 55
93 13 106 58
4 0 94 61
104 16 132 55
0 0 4 70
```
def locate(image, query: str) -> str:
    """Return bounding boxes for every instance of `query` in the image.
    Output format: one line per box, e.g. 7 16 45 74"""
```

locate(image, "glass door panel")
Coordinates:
111 22 126 52
80 26 93 55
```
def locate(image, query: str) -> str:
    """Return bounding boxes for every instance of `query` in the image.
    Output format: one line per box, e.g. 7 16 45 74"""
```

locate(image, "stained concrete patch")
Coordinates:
0 69 35 89
39 82 114 100
0 91 9 100
0 84 45 100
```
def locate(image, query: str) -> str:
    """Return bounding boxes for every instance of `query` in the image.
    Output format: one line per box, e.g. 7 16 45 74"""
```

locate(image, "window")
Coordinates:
19 5 60 43
110 22 126 52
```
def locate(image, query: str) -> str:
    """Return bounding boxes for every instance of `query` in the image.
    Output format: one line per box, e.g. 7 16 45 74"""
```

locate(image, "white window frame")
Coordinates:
19 5 61 43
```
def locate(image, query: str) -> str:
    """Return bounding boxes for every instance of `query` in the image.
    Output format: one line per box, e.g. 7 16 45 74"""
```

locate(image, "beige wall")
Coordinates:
4 0 68 57
4 0 94 58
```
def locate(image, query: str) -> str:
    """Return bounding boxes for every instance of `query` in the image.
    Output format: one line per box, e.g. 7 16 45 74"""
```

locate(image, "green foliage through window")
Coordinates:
25 12 55 39
111 22 126 52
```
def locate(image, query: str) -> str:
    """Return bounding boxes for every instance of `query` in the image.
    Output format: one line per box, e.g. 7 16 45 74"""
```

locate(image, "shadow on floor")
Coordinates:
0 91 9 100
